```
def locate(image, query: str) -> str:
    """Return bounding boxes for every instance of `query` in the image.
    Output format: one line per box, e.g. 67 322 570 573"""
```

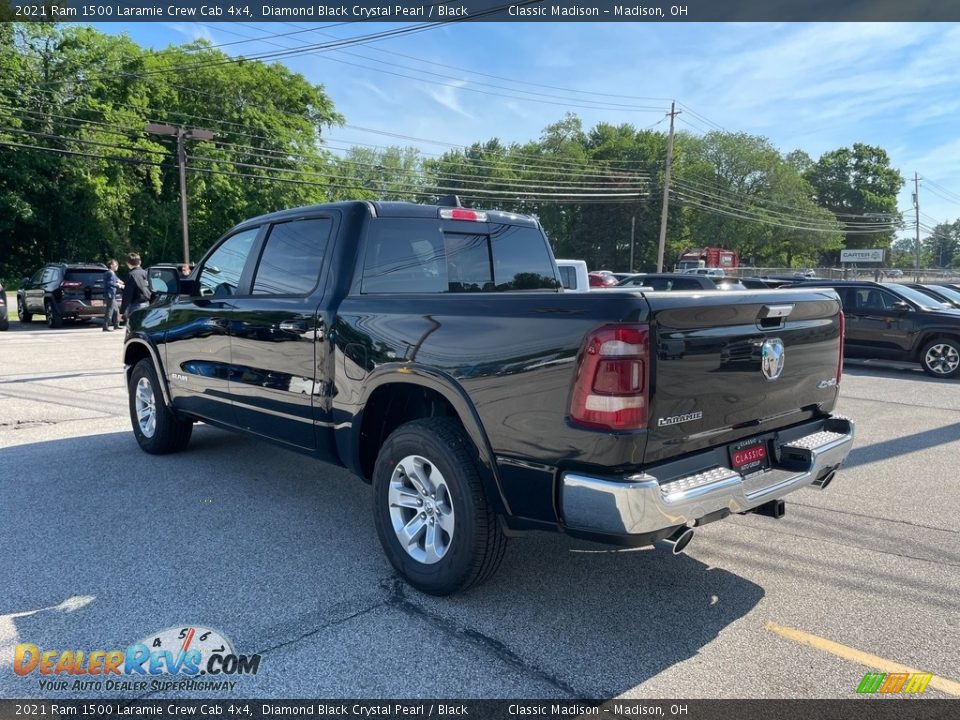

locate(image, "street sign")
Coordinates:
840 249 885 263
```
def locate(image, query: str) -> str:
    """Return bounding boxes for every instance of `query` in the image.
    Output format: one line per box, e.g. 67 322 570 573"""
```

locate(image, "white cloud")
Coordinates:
422 80 472 118
163 23 215 43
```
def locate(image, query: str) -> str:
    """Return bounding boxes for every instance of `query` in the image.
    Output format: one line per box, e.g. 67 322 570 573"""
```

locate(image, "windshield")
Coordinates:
926 285 960 304
887 283 954 309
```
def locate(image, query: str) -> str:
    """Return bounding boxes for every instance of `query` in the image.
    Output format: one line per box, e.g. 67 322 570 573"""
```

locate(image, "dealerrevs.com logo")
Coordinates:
14 626 261 692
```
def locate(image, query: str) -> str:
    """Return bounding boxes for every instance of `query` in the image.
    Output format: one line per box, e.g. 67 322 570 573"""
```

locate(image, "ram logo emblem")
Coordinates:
760 338 785 381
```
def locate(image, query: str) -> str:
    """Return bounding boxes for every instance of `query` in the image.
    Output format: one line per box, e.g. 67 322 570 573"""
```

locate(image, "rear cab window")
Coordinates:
65 269 108 288
361 218 559 294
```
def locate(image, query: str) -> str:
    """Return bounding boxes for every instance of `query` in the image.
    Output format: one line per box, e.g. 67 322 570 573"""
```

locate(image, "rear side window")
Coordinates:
362 220 559 294
645 278 672 291
558 266 576 290
671 278 705 290
253 218 333 296
490 224 559 291
834 287 856 310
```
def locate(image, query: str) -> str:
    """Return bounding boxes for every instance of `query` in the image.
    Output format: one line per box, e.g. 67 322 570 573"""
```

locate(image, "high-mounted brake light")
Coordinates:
439 208 487 222
569 324 650 430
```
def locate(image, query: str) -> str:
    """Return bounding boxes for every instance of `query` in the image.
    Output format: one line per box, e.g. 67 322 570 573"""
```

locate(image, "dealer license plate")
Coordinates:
729 438 769 475
90 300 104 307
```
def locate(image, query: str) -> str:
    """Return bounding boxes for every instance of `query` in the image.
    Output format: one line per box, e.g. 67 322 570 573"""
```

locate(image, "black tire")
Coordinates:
372 417 507 596
0 316 8 331
128 358 194 454
920 337 960 379
18 299 32 323
45 300 62 328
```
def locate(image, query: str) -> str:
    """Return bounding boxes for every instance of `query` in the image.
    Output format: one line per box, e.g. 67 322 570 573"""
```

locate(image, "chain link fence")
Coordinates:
727 267 960 283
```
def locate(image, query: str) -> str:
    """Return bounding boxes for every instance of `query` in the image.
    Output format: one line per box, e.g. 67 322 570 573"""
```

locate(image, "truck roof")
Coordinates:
235 200 539 229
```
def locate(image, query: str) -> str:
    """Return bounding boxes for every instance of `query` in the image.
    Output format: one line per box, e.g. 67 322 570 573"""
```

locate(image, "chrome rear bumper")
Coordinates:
561 416 854 537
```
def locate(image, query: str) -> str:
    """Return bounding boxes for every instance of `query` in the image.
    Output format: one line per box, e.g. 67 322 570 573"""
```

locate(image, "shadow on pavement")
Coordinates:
844 422 960 469
2 428 764 699
843 360 958 383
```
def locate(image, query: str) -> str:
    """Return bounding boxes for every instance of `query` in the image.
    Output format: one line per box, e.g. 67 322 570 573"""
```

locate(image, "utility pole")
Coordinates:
913 172 921 282
629 215 636 271
145 123 215 265
656 102 681 272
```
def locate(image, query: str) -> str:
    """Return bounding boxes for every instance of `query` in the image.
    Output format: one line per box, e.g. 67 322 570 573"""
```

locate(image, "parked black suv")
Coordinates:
18 263 107 328
786 280 960 378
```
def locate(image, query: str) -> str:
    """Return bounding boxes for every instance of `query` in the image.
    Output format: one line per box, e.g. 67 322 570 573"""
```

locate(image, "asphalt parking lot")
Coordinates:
1 312 959 700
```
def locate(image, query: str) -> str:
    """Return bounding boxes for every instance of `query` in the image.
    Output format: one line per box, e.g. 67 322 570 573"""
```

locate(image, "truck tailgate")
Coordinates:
643 288 842 465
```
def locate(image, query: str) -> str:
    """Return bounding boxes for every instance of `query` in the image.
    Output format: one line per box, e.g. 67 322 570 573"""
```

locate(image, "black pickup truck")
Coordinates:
124 200 854 595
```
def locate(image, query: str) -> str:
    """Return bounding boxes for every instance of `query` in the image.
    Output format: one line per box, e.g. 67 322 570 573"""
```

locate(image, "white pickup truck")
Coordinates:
556 259 590 292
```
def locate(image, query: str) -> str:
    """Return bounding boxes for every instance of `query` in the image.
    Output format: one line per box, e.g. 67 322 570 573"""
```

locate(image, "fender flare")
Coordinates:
123 336 172 406
913 328 960 359
343 364 510 516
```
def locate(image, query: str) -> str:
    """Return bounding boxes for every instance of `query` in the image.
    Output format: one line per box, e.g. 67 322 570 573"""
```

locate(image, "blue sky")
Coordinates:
97 21 960 241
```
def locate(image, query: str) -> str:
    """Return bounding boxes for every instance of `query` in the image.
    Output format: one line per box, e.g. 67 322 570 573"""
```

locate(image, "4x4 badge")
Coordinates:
761 338 785 380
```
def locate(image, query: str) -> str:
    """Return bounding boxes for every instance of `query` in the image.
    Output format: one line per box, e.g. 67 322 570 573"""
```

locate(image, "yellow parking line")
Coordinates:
765 621 960 697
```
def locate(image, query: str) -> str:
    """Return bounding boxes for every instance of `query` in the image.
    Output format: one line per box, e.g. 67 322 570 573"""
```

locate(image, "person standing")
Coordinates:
102 259 123 331
120 252 153 321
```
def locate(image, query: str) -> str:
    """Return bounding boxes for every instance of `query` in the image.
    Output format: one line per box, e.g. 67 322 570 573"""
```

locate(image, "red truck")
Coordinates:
678 247 740 272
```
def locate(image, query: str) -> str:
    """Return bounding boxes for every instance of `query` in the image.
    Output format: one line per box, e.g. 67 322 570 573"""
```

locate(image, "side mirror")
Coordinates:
21 277 30 286
892 301 911 313
148 267 180 297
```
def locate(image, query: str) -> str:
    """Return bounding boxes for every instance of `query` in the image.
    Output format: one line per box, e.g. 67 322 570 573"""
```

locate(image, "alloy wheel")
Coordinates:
924 343 960 376
388 454 455 565
134 376 157 438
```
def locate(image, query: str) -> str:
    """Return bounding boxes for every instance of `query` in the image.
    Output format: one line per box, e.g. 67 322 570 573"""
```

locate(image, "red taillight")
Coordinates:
60 280 83 288
439 208 488 222
837 311 845 385
570 324 649 430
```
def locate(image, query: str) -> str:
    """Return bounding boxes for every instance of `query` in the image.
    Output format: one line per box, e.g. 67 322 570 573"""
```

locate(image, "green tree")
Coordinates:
922 220 960 268
0 23 341 281
333 145 426 201
804 144 904 258
674 131 842 267
890 237 919 269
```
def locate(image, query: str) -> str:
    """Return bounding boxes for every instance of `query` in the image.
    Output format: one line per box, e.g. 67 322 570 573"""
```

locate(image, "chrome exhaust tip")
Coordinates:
814 470 837 490
664 526 695 555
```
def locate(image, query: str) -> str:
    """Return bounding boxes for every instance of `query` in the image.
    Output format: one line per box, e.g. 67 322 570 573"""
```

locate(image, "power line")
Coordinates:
277 21 675 104
0 124 169 158
199 21 666 114
188 152 649 198
24 2 541 89
924 179 960 203
672 191 898 234
923 184 960 206
671 181 900 231
4 78 664 172
0 101 654 183
675 102 728 133
0 138 168 168
671 175 904 220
